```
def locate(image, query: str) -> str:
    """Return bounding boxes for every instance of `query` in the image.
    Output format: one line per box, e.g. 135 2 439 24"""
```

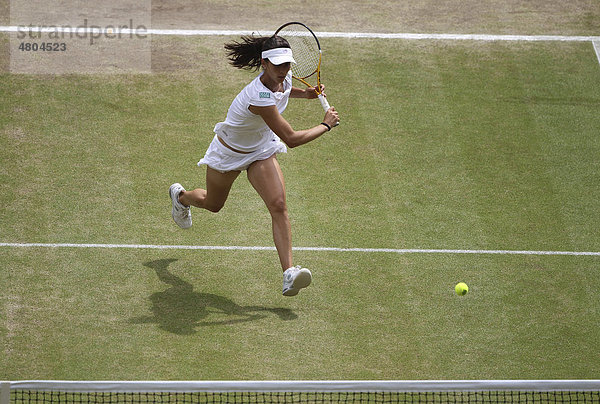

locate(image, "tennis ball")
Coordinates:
455 282 469 296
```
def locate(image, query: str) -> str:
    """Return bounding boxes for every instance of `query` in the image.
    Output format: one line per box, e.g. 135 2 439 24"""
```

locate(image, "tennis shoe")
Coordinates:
282 265 312 296
169 183 192 229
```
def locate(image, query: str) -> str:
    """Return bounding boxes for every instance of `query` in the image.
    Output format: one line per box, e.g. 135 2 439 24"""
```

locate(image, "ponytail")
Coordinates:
224 35 291 70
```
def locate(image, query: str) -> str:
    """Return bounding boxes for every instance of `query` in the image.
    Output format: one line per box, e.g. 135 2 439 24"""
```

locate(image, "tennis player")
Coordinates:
169 35 339 296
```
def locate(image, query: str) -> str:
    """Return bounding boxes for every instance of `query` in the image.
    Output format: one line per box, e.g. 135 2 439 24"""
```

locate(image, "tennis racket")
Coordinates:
275 22 332 113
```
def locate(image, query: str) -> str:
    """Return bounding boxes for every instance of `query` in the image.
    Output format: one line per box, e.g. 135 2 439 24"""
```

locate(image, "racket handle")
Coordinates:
318 94 330 111
318 94 339 126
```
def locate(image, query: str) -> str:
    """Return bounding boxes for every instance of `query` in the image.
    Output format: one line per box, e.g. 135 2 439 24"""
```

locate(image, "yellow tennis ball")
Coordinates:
455 282 469 296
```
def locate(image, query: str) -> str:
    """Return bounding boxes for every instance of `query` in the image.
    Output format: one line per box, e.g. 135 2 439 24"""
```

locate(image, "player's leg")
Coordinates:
247 155 312 296
246 154 292 271
179 167 240 213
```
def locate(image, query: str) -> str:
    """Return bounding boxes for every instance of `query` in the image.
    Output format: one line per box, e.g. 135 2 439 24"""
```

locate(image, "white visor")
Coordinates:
261 47 296 65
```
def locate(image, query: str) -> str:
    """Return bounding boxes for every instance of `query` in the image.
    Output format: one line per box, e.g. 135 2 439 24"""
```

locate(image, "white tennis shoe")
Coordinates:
169 183 192 229
282 265 312 296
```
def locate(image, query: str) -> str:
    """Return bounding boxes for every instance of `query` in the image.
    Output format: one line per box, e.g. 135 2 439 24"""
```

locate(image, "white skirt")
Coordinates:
198 134 287 173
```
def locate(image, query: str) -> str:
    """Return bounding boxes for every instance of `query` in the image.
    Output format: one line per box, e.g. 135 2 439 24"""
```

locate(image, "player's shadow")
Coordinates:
130 259 297 335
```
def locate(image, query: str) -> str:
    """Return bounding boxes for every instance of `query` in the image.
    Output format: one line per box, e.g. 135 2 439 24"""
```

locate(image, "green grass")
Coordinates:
1 35 600 380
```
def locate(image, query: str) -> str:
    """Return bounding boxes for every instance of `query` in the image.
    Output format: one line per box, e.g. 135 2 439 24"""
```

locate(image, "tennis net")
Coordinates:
2 380 600 404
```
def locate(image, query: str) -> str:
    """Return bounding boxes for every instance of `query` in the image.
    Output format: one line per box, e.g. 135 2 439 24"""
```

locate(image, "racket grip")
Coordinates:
318 94 330 111
319 94 339 126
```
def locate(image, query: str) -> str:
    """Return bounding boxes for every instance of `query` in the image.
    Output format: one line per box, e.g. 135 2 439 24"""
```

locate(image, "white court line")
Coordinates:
0 242 599 256
593 40 600 65
1 25 600 42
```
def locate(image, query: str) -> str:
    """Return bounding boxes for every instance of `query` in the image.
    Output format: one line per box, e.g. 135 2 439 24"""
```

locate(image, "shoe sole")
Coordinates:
283 269 312 296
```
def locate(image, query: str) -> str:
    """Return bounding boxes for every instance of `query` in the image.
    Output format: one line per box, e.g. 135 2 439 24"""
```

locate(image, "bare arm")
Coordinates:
248 104 339 148
290 87 311 99
290 85 325 99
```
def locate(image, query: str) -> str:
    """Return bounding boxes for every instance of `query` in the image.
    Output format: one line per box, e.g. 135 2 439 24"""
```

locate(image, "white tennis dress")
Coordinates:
198 71 292 172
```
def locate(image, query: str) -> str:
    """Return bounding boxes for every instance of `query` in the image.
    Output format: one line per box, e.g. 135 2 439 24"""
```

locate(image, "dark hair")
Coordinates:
224 35 290 70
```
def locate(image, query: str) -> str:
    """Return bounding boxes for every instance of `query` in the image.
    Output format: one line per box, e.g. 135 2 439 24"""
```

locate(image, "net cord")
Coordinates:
3 380 600 395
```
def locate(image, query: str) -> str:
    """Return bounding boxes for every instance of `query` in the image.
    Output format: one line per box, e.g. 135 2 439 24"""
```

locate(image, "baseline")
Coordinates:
1 25 600 42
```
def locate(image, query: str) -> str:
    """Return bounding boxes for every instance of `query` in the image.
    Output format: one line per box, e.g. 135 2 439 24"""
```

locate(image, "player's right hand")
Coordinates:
323 107 339 128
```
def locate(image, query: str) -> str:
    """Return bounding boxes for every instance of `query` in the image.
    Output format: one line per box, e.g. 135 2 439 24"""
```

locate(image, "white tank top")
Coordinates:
213 71 292 152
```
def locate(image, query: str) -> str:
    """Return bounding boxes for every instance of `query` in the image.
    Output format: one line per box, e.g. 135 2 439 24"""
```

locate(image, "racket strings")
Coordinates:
277 30 319 79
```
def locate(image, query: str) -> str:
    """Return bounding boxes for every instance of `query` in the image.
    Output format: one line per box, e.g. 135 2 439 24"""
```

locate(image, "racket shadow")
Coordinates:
130 259 297 335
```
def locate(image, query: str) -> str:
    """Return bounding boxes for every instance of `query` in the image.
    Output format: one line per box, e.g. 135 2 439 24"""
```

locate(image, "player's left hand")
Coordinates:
307 84 325 99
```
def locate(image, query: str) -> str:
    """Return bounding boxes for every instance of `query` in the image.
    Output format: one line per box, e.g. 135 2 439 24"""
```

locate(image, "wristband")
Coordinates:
320 122 331 131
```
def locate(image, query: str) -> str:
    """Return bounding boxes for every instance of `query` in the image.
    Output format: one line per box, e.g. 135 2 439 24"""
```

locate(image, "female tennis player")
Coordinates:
169 35 339 296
